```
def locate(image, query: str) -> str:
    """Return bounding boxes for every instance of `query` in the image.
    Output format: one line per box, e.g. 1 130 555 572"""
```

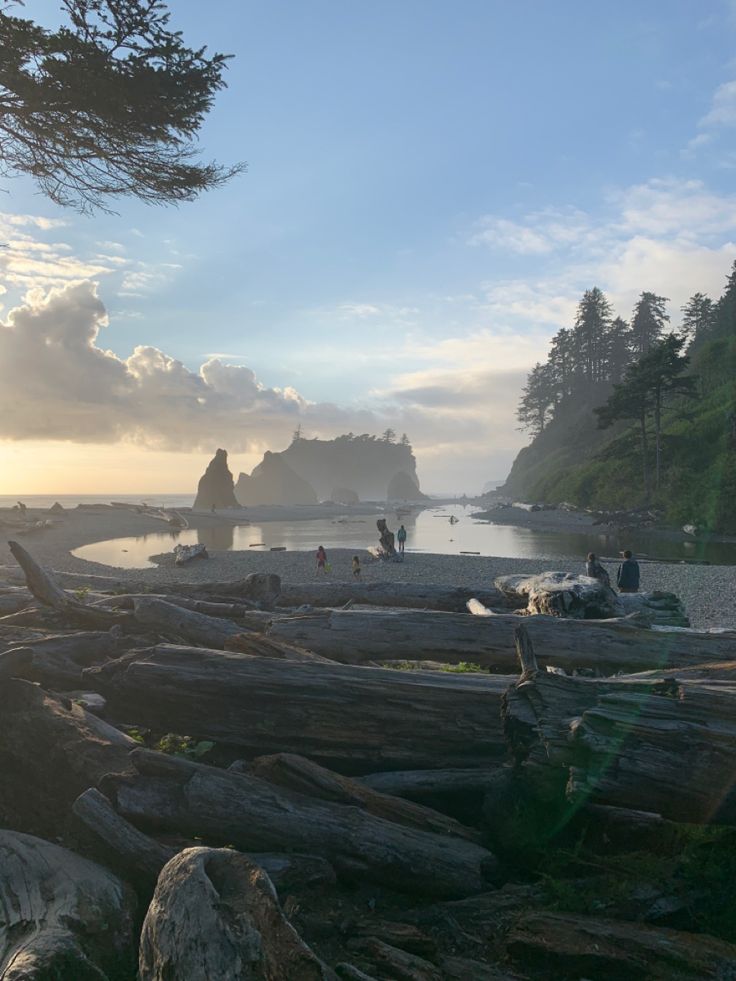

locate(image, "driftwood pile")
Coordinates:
2 540 736 977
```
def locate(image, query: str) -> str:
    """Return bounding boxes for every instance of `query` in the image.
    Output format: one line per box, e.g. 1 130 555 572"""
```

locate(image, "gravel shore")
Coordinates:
1 506 734 631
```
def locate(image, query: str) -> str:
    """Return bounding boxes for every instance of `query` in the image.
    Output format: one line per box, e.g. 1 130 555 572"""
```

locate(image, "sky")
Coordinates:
2 0 736 494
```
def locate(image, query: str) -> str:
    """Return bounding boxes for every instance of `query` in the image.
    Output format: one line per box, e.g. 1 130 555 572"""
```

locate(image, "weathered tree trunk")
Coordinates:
6 627 124 689
347 937 443 980
95 592 259 619
0 678 135 838
360 767 502 810
249 753 480 842
87 645 510 772
266 607 729 674
502 628 736 825
506 911 736 980
103 749 498 898
132 595 246 647
495 572 619 619
8 540 128 628
138 848 335 981
277 581 506 612
0 829 136 980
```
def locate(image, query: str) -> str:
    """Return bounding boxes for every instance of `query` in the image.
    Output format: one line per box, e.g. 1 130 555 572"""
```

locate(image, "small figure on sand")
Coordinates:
617 549 640 593
316 545 328 575
397 524 407 555
352 555 361 579
586 552 611 587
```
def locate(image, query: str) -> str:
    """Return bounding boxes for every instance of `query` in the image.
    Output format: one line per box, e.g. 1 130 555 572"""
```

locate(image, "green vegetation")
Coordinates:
156 733 215 759
507 261 736 531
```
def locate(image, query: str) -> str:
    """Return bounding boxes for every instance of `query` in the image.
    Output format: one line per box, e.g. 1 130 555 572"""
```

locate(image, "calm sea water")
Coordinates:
71 503 736 569
0 494 195 510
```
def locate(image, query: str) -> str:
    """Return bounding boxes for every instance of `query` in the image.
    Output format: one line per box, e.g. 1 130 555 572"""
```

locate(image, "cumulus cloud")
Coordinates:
0 281 385 451
700 79 736 128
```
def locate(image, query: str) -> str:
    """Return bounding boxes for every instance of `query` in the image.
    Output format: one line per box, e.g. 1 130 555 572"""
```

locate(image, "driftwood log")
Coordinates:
0 829 136 980
0 678 135 837
102 749 497 898
503 626 736 825
277 581 507 612
248 752 480 842
8 540 127 628
138 848 334 981
87 645 510 772
5 627 124 688
266 607 732 674
506 911 736 980
495 571 620 619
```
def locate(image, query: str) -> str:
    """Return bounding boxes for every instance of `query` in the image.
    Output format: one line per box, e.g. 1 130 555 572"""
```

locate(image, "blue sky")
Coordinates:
2 1 736 492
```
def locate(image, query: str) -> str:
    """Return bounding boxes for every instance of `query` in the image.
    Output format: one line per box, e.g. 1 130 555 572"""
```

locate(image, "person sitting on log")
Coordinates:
586 552 611 587
616 549 640 593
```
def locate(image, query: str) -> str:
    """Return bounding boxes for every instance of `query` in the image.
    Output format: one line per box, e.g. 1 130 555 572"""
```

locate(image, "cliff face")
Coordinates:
387 470 426 501
194 449 239 509
235 453 318 507
279 436 426 501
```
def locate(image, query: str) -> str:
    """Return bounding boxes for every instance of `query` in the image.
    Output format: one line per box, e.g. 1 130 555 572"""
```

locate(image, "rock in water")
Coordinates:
387 470 428 501
194 449 239 510
138 848 334 980
235 452 319 506
331 487 360 504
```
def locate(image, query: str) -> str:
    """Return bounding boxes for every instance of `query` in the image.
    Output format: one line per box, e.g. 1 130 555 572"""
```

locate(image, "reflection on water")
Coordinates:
72 504 736 569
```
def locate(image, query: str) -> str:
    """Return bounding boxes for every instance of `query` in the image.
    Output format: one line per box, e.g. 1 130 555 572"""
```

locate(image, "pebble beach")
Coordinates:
1 504 734 631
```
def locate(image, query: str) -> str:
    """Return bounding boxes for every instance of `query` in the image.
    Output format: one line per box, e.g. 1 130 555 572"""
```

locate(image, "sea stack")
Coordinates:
235 452 318 507
387 470 428 502
194 449 239 510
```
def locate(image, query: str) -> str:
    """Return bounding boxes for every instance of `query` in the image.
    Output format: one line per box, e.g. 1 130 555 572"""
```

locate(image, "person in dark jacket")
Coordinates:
617 549 640 593
586 552 610 587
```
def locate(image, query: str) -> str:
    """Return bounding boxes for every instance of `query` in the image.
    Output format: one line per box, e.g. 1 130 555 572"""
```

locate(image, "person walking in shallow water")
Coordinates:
586 552 611 588
617 549 640 593
316 545 328 575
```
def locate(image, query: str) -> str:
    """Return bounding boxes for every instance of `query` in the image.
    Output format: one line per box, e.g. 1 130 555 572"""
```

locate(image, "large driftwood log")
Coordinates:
506 911 736 980
96 592 259 619
87 645 510 772
72 787 336 901
8 539 128 628
138 848 334 981
102 748 497 898
5 627 124 688
278 581 507 611
249 752 480 842
0 678 135 837
495 572 620 619
0 829 136 980
503 628 736 824
266 607 733 674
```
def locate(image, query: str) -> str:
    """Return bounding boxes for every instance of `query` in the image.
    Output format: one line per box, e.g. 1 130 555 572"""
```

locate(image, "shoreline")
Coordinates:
1 503 735 631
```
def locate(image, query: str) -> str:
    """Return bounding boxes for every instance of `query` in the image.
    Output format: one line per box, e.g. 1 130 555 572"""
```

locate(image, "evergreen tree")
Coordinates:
0 0 243 211
400 433 411 446
680 293 715 347
712 260 736 340
517 363 555 435
605 317 632 383
574 287 613 384
596 334 697 495
631 292 669 357
381 428 397 443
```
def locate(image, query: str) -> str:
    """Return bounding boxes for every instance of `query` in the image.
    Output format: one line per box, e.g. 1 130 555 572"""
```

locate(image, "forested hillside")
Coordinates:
503 263 736 532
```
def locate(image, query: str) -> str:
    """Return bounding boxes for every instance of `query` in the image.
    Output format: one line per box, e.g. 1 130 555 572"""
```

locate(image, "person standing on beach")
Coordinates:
352 555 362 579
617 549 640 593
586 552 610 587
397 524 407 555
316 545 328 575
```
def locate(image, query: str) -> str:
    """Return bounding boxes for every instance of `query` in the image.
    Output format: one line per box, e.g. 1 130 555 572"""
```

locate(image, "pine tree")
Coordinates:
0 0 243 212
631 292 669 357
574 287 613 385
517 363 555 435
680 293 715 347
605 317 632 383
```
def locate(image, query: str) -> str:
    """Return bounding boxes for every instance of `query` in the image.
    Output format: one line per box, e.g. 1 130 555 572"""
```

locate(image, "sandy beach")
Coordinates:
1 502 734 631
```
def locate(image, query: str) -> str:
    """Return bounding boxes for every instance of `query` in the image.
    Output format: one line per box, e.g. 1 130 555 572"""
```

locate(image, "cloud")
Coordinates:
469 208 593 255
700 79 736 127
0 281 384 451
